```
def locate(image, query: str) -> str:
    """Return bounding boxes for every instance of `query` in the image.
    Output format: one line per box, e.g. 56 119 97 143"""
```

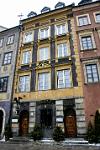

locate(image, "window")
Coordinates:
23 31 33 43
0 77 8 92
39 47 49 61
19 75 30 92
58 43 69 58
95 13 100 23
39 28 49 39
56 24 66 35
57 69 71 88
0 39 3 48
86 64 99 83
38 72 50 90
22 51 31 65
7 35 14 45
81 36 93 50
78 16 89 26
3 52 12 65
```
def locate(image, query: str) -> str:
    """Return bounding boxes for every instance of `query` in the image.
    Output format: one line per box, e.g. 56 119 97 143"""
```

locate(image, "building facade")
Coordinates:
73 0 100 122
0 26 20 139
11 2 86 138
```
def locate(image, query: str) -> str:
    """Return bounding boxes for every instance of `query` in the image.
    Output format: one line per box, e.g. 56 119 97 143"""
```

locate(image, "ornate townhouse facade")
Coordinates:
73 0 100 122
11 2 86 138
0 26 20 139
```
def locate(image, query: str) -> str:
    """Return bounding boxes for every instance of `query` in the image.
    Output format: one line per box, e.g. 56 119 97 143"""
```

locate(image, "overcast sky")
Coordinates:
0 0 85 28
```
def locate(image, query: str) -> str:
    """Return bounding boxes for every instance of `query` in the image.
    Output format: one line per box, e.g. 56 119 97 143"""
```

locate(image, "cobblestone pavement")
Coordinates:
0 142 100 150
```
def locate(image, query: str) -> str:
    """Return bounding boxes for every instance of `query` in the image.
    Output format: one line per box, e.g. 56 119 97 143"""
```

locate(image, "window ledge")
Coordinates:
78 23 91 27
84 81 100 85
80 48 97 52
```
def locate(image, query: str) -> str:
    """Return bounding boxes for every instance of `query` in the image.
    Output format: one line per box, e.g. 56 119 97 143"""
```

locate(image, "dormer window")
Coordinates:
23 31 33 43
27 11 37 18
39 27 50 40
55 2 65 9
41 7 50 14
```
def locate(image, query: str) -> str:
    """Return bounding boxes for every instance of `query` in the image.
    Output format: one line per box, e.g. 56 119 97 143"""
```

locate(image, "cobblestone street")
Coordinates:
0 142 100 150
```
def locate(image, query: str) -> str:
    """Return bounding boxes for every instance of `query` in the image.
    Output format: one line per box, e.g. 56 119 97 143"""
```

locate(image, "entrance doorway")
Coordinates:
41 108 52 128
0 110 3 136
64 109 77 138
36 100 55 138
19 110 29 136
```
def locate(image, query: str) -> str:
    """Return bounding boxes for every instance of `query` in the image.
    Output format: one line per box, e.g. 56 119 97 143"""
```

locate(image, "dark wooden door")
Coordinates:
19 111 29 136
65 115 76 137
21 117 28 136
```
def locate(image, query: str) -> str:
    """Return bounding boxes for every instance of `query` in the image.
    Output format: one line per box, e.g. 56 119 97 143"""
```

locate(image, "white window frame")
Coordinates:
39 47 49 61
3 52 12 65
76 14 91 26
23 31 33 43
38 72 50 91
57 43 70 58
39 27 50 40
94 11 100 23
83 59 100 84
19 75 30 92
22 50 31 65
57 69 71 89
7 35 14 45
55 23 67 36
0 39 3 48
79 32 96 50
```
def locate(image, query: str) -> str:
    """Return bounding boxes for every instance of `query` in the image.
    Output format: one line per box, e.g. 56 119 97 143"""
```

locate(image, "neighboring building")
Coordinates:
11 2 86 138
0 26 7 32
0 26 20 139
73 0 100 123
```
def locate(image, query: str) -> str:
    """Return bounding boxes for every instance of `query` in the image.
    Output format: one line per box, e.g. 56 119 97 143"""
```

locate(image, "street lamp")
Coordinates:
14 97 22 115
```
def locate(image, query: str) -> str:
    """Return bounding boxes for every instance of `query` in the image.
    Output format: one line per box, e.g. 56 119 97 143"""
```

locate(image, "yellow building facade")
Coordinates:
12 3 86 138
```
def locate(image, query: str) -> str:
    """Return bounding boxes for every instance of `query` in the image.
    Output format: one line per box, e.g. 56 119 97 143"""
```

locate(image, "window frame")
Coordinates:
94 11 100 23
18 75 30 92
85 64 99 83
39 27 50 40
0 76 8 92
57 42 70 58
79 32 96 51
3 51 12 65
23 31 33 44
38 47 49 61
21 50 31 65
38 72 50 91
55 23 67 36
83 59 100 84
76 14 91 27
56 69 72 89
7 35 14 45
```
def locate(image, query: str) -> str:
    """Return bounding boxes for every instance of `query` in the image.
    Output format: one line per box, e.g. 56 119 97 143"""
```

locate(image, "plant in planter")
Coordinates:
5 123 12 141
95 110 100 143
31 125 43 141
53 126 65 142
86 121 96 143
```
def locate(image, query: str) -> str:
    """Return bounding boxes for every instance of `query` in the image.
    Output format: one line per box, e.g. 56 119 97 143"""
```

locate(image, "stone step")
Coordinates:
8 137 31 143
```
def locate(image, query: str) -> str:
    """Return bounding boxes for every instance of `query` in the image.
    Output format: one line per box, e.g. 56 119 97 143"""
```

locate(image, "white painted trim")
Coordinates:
79 31 96 50
82 59 100 83
0 108 6 139
93 11 100 23
76 14 91 26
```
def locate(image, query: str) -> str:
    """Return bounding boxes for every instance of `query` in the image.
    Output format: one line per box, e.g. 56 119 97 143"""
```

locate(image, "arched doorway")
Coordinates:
19 110 29 136
0 110 3 136
64 108 77 138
